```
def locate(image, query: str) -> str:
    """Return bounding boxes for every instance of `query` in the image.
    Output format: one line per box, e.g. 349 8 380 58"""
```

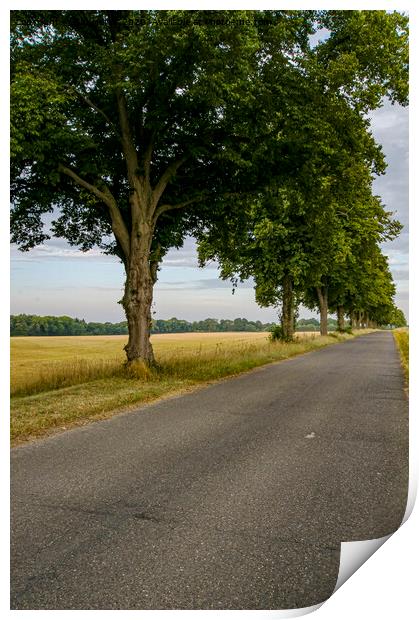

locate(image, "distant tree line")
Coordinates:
10 314 273 336
10 314 375 336
10 315 127 336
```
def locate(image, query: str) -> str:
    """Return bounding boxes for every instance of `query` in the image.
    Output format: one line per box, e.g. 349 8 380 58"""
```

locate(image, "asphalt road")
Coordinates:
10 331 408 610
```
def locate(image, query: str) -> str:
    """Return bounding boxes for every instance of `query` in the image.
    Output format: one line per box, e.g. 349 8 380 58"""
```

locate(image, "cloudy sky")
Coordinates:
370 101 409 320
10 23 409 324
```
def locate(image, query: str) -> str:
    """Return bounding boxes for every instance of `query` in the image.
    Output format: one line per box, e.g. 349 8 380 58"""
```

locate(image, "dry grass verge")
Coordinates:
393 328 409 385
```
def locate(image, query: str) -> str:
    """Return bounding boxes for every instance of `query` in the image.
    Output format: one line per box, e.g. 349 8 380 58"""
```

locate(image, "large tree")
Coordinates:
11 10 319 364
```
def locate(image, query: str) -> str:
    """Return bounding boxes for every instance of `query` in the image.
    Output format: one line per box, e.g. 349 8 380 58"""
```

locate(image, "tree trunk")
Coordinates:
281 274 294 341
121 224 155 365
337 305 345 332
316 286 328 336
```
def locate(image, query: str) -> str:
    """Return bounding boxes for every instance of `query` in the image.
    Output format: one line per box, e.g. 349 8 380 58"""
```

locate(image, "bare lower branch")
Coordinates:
152 155 188 211
58 164 130 259
153 194 206 225
73 89 119 135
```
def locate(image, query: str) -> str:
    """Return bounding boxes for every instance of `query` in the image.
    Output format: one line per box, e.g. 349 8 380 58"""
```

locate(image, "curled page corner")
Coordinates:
402 469 417 525
333 535 391 594
214 604 324 619
333 471 416 596
269 602 324 618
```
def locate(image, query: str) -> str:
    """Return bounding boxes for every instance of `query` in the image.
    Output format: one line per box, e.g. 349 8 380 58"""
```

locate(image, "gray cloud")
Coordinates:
370 101 409 231
369 100 409 316
391 269 409 281
161 236 219 269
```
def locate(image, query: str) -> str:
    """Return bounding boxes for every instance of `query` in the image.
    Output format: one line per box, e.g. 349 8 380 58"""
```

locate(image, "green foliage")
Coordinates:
316 10 409 110
269 324 284 342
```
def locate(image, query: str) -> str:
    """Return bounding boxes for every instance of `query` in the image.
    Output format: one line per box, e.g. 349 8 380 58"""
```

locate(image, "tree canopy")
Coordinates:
11 10 320 257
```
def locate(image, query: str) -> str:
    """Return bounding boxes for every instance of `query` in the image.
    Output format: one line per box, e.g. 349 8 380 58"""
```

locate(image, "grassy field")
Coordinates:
393 328 409 385
11 332 270 395
11 330 358 444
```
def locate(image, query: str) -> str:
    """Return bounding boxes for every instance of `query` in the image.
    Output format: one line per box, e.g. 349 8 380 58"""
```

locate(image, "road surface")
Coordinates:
11 332 408 609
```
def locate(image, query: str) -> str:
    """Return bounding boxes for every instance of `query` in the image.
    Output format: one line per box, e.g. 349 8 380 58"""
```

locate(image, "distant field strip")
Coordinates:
11 331 357 443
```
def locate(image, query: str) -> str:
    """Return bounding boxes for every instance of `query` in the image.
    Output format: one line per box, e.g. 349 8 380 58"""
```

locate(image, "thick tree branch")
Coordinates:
153 194 207 225
115 87 139 180
142 130 156 184
149 242 163 284
152 155 188 212
58 163 130 259
114 85 146 223
58 164 109 201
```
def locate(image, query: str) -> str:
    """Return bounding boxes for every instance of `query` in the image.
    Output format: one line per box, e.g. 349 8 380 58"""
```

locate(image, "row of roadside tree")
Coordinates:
11 10 409 361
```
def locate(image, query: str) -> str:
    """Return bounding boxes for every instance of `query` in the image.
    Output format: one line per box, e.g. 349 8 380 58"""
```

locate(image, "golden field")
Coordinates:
11 332 268 390
10 330 352 444
11 331 321 396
